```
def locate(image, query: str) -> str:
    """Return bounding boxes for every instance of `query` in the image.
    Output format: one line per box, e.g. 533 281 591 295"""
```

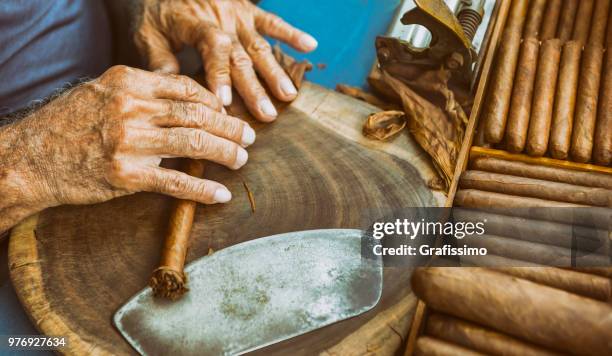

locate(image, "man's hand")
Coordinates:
134 0 318 122
0 65 255 231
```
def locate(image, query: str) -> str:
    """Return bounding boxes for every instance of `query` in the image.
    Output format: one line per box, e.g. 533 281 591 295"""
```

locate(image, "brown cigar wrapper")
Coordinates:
470 156 612 189
523 0 548 38
150 159 204 300
412 268 612 355
426 313 563 356
483 29 522 143
415 336 485 356
589 0 611 46
593 48 612 165
572 0 595 45
459 170 612 206
571 44 605 162
550 41 582 159
526 39 562 156
556 0 579 42
540 0 563 40
506 38 540 152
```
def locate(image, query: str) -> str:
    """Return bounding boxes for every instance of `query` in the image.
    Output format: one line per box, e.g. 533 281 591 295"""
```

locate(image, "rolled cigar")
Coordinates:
150 159 204 300
526 39 562 156
454 189 612 229
573 267 612 279
589 0 611 46
556 0 579 42
607 8 612 47
463 233 611 267
415 336 485 356
550 41 582 159
426 313 562 356
411 267 612 355
571 44 605 162
540 0 563 40
455 209 609 251
505 38 540 152
470 156 612 189
523 0 548 38
482 29 522 144
459 170 612 207
505 0 531 33
593 49 612 165
572 0 595 45
492 267 612 301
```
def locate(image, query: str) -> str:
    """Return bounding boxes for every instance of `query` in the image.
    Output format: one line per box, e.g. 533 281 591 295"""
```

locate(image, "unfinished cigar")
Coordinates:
426 313 562 356
589 0 611 46
460 170 612 207
470 156 612 189
526 39 562 156
556 0 579 42
550 41 582 159
150 159 204 300
482 29 522 143
492 267 612 301
571 44 605 162
573 267 612 279
463 233 610 267
506 38 540 152
505 0 531 33
593 49 612 165
572 0 595 45
523 0 548 38
540 0 563 40
415 336 485 356
412 267 612 355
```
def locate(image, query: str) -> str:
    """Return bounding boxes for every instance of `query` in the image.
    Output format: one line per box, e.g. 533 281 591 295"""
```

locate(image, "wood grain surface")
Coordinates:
9 83 440 355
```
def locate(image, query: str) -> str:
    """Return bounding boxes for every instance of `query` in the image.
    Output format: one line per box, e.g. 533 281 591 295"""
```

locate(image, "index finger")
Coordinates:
254 9 318 52
133 69 223 111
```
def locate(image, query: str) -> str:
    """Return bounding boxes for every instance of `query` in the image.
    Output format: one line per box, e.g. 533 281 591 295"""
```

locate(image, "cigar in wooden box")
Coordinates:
426 313 562 356
454 208 609 252
482 28 522 144
505 38 540 152
470 156 612 189
572 0 595 45
414 336 485 356
556 0 579 42
550 41 582 159
540 0 563 40
526 39 562 157
459 170 612 207
411 267 612 355
463 233 610 268
588 0 611 46
572 267 612 279
571 44 605 163
593 48 612 165
523 0 548 38
505 0 530 33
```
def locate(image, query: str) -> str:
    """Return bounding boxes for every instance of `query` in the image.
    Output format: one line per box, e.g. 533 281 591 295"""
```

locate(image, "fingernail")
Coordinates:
280 78 297 97
213 187 232 203
233 148 248 169
259 99 278 118
217 85 232 106
299 34 318 50
241 125 256 146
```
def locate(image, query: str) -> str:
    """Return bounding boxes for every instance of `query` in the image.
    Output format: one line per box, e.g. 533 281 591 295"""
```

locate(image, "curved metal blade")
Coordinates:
114 229 382 355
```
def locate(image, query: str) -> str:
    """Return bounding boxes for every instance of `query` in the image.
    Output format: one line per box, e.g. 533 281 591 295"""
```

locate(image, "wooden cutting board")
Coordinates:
9 82 444 355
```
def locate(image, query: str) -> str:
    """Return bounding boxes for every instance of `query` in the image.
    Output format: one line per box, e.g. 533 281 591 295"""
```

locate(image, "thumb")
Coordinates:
135 26 180 74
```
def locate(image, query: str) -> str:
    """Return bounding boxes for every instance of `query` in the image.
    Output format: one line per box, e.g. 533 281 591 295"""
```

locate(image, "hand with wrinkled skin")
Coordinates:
134 0 318 122
0 65 255 232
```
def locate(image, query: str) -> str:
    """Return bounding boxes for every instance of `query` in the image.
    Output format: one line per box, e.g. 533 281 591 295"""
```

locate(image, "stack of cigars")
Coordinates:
478 0 612 166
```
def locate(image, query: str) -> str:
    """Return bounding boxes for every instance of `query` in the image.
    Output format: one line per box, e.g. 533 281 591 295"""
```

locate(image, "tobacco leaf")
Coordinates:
362 110 407 140
336 84 401 111
272 43 313 89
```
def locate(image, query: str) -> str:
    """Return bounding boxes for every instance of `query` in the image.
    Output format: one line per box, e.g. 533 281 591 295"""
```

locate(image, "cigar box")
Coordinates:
407 0 612 354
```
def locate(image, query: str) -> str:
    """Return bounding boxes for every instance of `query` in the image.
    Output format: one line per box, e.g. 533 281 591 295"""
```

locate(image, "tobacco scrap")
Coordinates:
317 63 327 70
272 44 313 89
336 84 401 111
362 110 406 141
242 180 256 213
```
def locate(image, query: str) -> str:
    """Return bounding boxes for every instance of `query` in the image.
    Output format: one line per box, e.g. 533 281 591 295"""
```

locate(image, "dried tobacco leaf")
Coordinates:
362 110 407 141
273 43 313 89
336 84 401 111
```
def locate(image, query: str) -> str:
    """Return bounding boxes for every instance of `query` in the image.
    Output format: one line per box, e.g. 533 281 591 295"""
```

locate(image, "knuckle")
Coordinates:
108 93 133 114
104 65 133 80
246 37 272 57
231 49 253 69
211 32 232 48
